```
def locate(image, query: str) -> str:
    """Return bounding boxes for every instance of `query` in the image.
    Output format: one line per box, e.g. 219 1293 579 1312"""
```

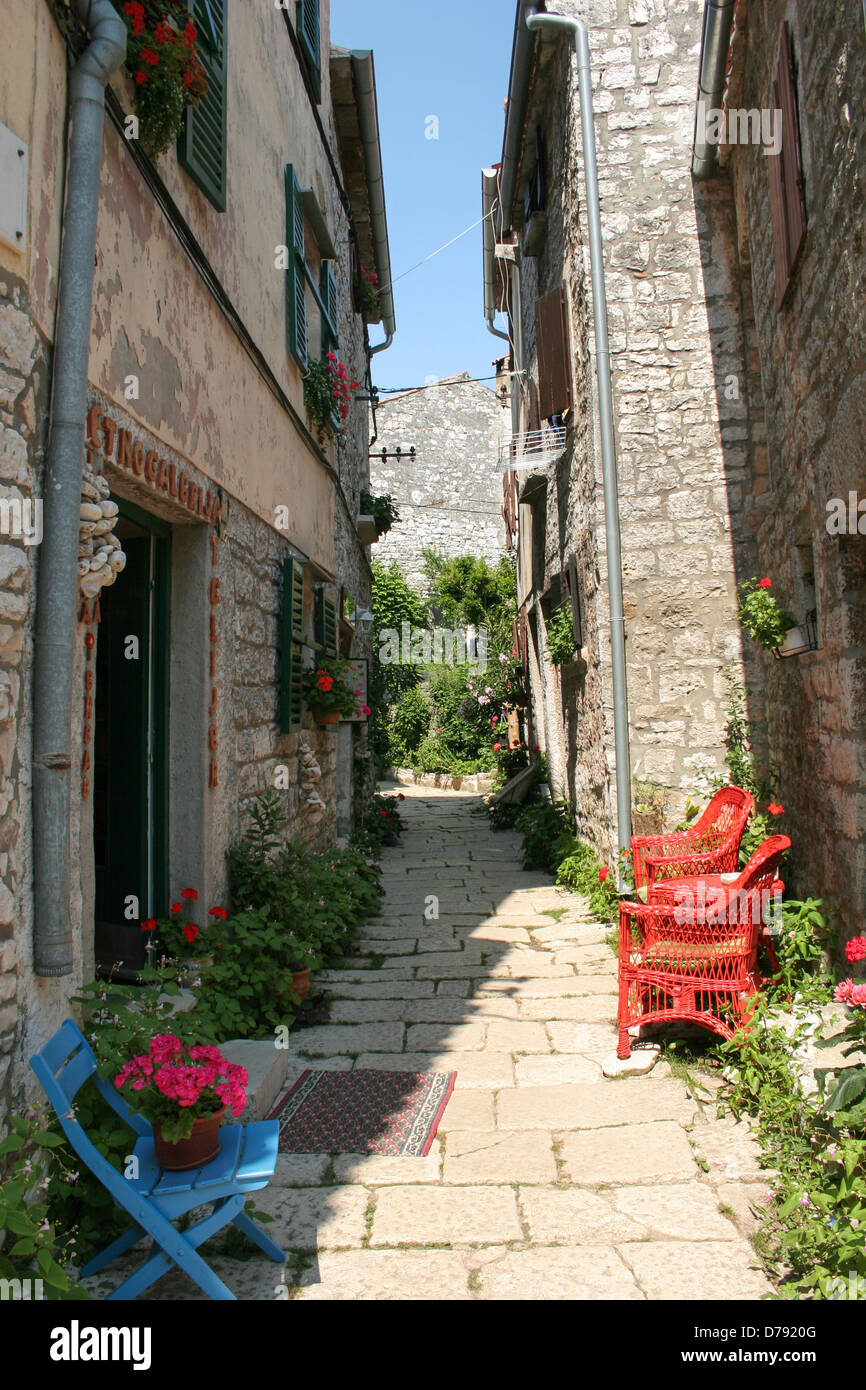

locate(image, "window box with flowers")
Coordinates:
303 354 359 446
121 2 209 159
356 266 382 320
737 576 800 653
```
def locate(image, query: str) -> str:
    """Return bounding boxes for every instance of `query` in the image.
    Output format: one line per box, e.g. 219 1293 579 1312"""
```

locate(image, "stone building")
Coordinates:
369 372 511 590
482 0 865 933
0 0 395 1103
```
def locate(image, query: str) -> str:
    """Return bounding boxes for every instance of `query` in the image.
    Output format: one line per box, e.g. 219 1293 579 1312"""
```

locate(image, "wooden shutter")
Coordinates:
280 557 305 734
314 588 339 656
178 0 228 212
320 262 339 354
535 286 572 420
285 166 308 367
768 24 807 308
566 555 583 648
296 0 321 102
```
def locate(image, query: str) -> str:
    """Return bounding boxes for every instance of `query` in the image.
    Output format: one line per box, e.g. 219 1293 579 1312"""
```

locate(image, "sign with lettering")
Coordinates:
85 404 222 525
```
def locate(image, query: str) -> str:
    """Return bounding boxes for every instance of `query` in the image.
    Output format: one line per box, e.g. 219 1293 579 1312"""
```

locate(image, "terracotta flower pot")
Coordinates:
313 711 341 726
291 968 311 1001
153 1104 227 1172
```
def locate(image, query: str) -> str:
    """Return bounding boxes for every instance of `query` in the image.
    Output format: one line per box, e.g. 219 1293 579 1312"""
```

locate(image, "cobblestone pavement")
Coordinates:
91 786 775 1301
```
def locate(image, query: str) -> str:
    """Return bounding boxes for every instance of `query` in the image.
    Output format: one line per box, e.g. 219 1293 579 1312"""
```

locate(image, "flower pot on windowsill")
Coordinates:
153 1105 227 1172
357 515 378 546
312 710 341 726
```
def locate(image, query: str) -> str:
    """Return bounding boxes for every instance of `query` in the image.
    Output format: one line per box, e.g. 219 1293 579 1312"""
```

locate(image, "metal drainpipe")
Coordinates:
482 169 510 344
33 0 126 977
525 6 633 876
692 0 737 180
351 51 396 356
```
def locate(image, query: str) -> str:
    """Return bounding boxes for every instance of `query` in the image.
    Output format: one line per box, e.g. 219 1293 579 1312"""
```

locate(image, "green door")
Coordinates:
94 502 170 977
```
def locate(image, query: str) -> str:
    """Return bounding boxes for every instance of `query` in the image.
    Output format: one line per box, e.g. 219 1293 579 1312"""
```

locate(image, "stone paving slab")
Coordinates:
514 1054 605 1086
293 1023 406 1055
405 1022 487 1051
296 1249 473 1301
255 1185 369 1251
442 1130 557 1184
327 1000 406 1023
474 1246 644 1300
499 1078 699 1130
558 1121 699 1185
518 1187 639 1245
483 1020 552 1053
331 1152 441 1185
371 1185 523 1246
610 1185 741 1241
617 1240 773 1300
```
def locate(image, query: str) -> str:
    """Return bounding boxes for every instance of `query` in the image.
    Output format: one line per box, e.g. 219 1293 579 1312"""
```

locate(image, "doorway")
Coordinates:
93 500 170 976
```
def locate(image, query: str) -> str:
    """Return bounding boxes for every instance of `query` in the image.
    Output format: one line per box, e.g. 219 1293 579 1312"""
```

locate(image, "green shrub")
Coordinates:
0 1116 88 1299
389 686 430 764
546 606 575 665
556 840 621 920
515 801 572 871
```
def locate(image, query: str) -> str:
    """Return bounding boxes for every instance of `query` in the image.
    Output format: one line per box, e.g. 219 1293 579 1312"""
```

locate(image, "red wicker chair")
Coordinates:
616 834 791 1059
631 786 755 895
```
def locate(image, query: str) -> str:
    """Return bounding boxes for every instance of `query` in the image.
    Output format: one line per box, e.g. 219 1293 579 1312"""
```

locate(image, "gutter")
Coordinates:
520 5 634 874
499 4 539 234
482 168 510 343
350 50 396 355
33 0 126 977
691 0 737 179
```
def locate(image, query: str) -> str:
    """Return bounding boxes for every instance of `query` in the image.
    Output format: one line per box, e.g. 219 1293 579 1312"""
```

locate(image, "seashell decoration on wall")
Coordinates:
297 734 327 821
79 466 126 599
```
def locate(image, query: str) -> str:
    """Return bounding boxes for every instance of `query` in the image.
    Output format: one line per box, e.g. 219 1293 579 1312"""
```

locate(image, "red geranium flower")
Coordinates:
135 71 148 84
141 918 157 933
767 803 784 816
209 906 228 921
184 19 198 46
317 675 334 693
170 903 182 915
493 742 502 751
141 48 159 66
182 924 199 945
845 936 866 964
181 888 198 901
758 578 772 589
599 867 609 883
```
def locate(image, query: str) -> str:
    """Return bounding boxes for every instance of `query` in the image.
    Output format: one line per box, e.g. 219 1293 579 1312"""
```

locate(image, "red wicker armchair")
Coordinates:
617 834 791 1059
630 786 756 894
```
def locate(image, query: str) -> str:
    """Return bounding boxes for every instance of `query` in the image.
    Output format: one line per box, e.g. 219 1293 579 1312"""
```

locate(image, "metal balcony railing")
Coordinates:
497 422 567 471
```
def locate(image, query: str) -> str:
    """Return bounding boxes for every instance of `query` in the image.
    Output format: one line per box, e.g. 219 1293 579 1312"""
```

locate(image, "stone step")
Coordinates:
221 1039 289 1122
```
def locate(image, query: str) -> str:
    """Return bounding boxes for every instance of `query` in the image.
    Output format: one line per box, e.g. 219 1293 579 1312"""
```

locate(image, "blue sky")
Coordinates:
330 0 515 395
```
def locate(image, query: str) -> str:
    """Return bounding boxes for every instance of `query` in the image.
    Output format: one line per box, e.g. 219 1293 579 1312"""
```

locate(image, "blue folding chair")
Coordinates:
31 1020 285 1301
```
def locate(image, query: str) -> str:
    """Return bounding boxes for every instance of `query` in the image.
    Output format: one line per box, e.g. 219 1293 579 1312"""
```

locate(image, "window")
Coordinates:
566 555 583 649
178 0 228 212
285 165 339 370
767 24 807 308
535 285 573 420
296 0 322 104
280 557 305 734
524 127 547 222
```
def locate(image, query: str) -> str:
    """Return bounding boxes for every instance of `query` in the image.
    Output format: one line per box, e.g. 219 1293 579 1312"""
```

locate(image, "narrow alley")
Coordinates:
103 786 773 1302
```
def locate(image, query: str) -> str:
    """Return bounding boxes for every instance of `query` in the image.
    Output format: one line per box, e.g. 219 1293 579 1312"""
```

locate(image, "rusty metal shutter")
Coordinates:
768 24 807 308
535 285 573 420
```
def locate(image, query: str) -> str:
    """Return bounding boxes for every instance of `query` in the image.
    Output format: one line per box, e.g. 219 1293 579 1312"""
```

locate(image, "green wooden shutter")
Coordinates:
296 0 321 102
314 589 339 655
280 557 305 734
178 0 228 212
285 166 308 368
320 262 339 355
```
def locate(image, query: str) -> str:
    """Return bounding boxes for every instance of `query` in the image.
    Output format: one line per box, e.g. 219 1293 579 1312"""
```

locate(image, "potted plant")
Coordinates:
303 354 360 445
302 654 359 726
359 491 400 539
356 266 381 319
120 2 208 158
737 577 797 652
228 909 321 1003
143 889 226 984
114 1035 248 1170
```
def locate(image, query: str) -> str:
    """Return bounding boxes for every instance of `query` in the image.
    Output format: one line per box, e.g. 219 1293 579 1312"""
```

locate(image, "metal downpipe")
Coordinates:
692 0 736 180
482 169 510 343
33 0 126 976
351 50 396 355
525 8 633 874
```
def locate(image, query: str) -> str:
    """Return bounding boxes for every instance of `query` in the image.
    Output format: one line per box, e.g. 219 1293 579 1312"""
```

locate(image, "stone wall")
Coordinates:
721 0 866 926
515 0 762 861
369 374 510 591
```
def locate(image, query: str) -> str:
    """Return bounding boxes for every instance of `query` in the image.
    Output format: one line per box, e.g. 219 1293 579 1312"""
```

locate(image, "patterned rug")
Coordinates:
268 1070 457 1156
